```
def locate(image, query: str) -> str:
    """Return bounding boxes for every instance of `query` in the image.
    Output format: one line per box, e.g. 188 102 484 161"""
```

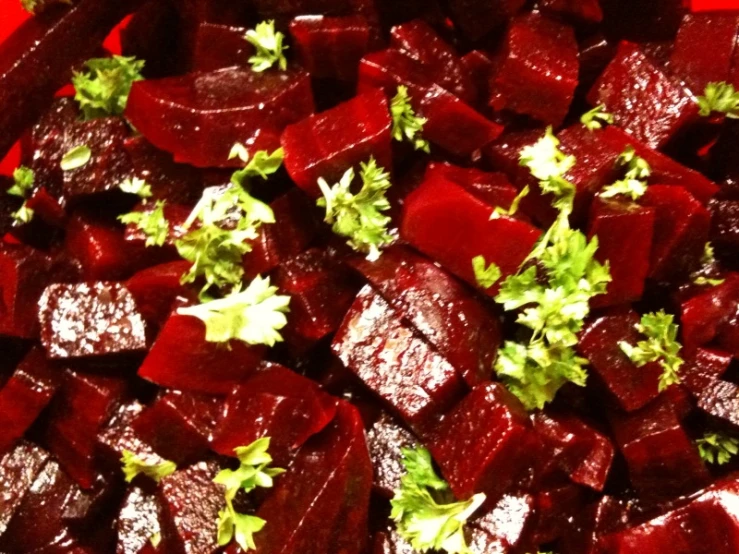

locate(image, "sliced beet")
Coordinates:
125 66 315 168
121 0 183 78
366 413 417 498
717 304 739 357
252 0 348 18
461 50 495 103
122 201 192 252
0 441 50 536
489 12 579 126
350 245 501 386
680 275 739 351
680 348 732 398
540 0 603 23
281 88 392 197
137 313 264 394
96 401 160 470
424 162 519 212
332 286 465 433
116 485 164 554
587 41 699 149
428 382 534 503
125 261 193 327
190 21 250 72
468 492 536 553
445 0 524 41
532 484 589 545
697 379 739 430
560 495 642 554
709 198 739 256
399 173 541 296
252 402 373 554
38 282 148 359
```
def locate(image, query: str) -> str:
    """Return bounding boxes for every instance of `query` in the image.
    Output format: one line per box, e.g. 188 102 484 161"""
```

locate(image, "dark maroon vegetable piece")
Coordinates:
372 527 418 554
96 401 161 470
125 66 315 168
532 483 589 545
680 275 739 351
540 0 603 23
281 88 392 197
489 12 579 126
716 305 739 357
445 0 525 41
697 379 739 430
587 41 699 149
560 495 641 554
125 261 193 327
366 413 417 498
116 485 164 554
0 441 49 536
709 198 739 257
332 286 465 433
251 0 348 18
424 162 518 213
680 348 731 398
468 492 536 553
121 0 183 79
190 22 250 72
428 382 534 503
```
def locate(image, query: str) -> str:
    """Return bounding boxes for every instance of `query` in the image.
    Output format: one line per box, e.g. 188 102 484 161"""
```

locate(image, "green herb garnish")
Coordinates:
697 81 739 118
229 145 285 185
118 200 170 247
696 432 739 465
599 146 651 201
72 56 145 119
120 450 176 483
472 255 502 289
60 145 92 171
390 86 430 153
244 21 288 72
7 166 35 224
581 105 614 131
119 177 153 201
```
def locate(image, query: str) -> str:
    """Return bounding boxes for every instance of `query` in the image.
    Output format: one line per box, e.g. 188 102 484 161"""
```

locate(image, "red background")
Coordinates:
690 0 739 10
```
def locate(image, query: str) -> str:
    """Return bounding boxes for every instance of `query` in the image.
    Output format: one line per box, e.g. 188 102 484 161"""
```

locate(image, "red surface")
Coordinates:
690 0 739 10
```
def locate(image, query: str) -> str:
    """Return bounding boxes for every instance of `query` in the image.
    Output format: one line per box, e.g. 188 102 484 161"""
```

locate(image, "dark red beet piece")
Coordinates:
424 162 519 212
137 313 264 394
0 347 59 455
400 173 541 296
122 201 191 252
350 245 501 386
252 0 348 18
281 88 392 197
252 402 373 554
0 441 49 536
332 286 465 432
211 363 337 465
461 50 495 103
125 66 315 168
133 390 220 465
125 261 193 327
578 311 663 412
587 41 699 149
445 0 525 41
609 395 709 501
641 185 710 282
587 198 655 308
0 0 139 160
709 198 739 256
190 22 250 72
680 348 731 398
717 304 739 357
116 485 164 554
532 484 589 545
290 16 374 82
489 12 579 126
366 413 417 498
468 492 536 553
428 382 534 503
96 401 161 470
358 49 503 156
680 275 739 351
38 282 148 359
121 0 183 79
540 0 603 23
697 379 739 430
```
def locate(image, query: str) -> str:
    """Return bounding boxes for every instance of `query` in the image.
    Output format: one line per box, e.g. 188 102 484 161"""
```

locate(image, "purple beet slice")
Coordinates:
116 485 164 554
680 275 739 351
350 245 501 386
125 261 193 327
489 12 579 126
532 484 589 545
445 0 525 41
468 492 537 554
697 379 739 430
366 413 417 498
125 66 315 168
680 348 731 399
121 0 183 78
331 286 465 433
96 401 161 470
281 88 392 197
38 282 148 359
190 22 250 72
251 402 373 554
0 441 49 536
424 162 519 212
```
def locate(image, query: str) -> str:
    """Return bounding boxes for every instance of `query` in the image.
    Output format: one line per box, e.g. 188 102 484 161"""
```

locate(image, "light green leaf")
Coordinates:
696 432 739 465
697 81 739 118
7 166 35 198
231 147 285 186
244 20 288 72
390 86 430 153
118 200 170 247
119 177 153 200
61 145 92 171
120 450 176 483
72 55 145 119
11 204 34 225
472 255 501 289
580 104 614 131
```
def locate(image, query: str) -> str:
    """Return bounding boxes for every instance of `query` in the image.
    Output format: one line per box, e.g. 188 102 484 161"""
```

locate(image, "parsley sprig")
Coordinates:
390 446 485 554
599 146 651 201
619 310 684 391
6 166 35 224
120 450 176 483
696 432 739 465
697 81 739 119
245 21 288 72
391 86 430 153
472 255 502 289
581 105 614 131
119 200 170 247
72 56 145 120
119 177 153 200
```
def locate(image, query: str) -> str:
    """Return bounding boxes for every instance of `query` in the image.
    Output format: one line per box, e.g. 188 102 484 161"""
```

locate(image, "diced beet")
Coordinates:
125 261 193 326
697 379 739 430
366 413 417 497
641 185 710 282
424 162 519 212
0 0 139 160
460 50 495 107
158 461 223 554
350 245 501 386
0 347 59 455
709 198 739 256
532 484 589 545
428 382 534 502
121 0 183 78
681 348 732 398
390 20 476 104
133 390 220 465
251 0 348 18
138 313 264 394
489 13 578 126
468 492 536 554
62 471 122 531
96 401 161 470
540 0 603 23
717 304 739 356
38 282 148 359
358 49 503 156
0 243 54 338
125 66 315 168
587 41 699 149
445 0 525 41
281 88 392 197
560 495 642 554
669 14 739 94
252 402 373 554
122 201 192 252
533 411 614 491
578 312 663 412
116 485 164 554
0 441 49 536
190 22 250 72
290 16 374 82
609 395 709 501
587 198 655 308
332 286 465 432
25 186 67 228
400 174 541 296
680 275 739 351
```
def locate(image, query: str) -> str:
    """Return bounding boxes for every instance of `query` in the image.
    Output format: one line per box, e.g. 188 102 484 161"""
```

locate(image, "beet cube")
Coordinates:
38 282 148 359
332 286 465 432
116 485 164 554
681 348 731 398
424 162 519 212
578 312 662 412
489 13 579 126
445 0 525 41
540 0 603 23
709 198 739 256
697 379 739 430
350 245 501 386
641 185 710 281
281 88 392 197
588 41 699 149
252 402 373 554
428 382 533 502
468 492 536 553
680 275 739 351
125 261 193 327
190 22 250 72
122 201 192 252
0 442 49 536
532 484 589 545
96 401 161 471
366 413 417 498
125 66 315 168
400 174 541 296
252 0 348 18
121 0 183 79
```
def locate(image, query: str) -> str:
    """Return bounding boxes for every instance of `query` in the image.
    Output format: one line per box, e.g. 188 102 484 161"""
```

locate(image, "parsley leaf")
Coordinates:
120 450 176 483
390 86 430 153
119 200 170 247
150 532 162 548
697 81 739 118
230 145 285 185
619 310 684 392
119 177 153 201
519 127 576 212
20 0 71 13
60 145 92 171
7 166 35 225
580 105 614 131
317 157 393 261
391 446 485 554
472 255 501 289
178 275 290 346
696 432 739 465
244 20 288 72
72 56 145 120
492 185 529 219
599 146 651 201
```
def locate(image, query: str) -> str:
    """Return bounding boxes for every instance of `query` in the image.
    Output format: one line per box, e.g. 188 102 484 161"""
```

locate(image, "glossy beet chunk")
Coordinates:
468 492 536 553
366 413 417 498
38 282 147 359
121 0 183 78
680 275 739 351
532 484 589 545
125 67 315 168
281 88 392 197
697 379 739 430
125 261 193 327
540 0 603 23
424 162 518 212
445 0 525 41
116 485 164 554
332 286 465 432
680 348 731 398
0 442 49 536
96 401 160 470
190 22 250 72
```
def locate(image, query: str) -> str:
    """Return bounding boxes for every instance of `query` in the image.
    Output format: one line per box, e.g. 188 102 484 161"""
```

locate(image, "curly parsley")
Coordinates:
599 146 651 201
696 432 739 465
6 166 35 224
244 21 288 72
72 56 145 120
120 450 176 483
581 105 614 131
119 177 153 201
119 200 170 247
390 86 430 153
697 81 739 119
